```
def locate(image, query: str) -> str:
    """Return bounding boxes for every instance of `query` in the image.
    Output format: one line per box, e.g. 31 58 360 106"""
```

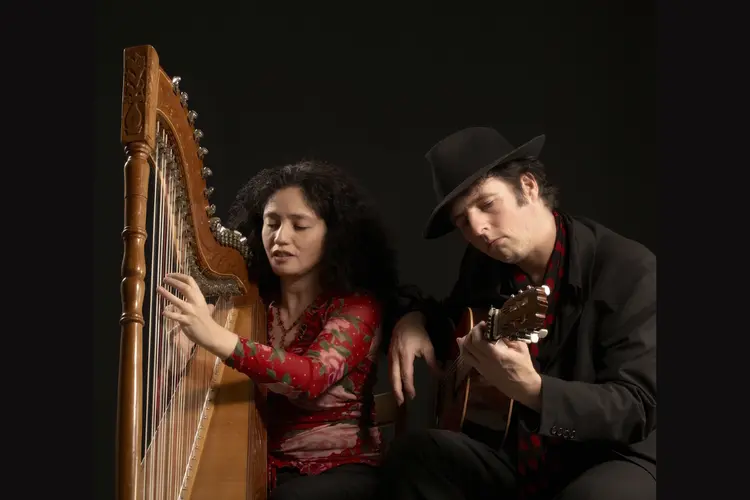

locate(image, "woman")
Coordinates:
157 160 399 500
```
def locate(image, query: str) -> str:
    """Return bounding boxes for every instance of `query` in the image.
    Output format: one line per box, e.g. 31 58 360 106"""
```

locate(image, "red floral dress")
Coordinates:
223 291 383 489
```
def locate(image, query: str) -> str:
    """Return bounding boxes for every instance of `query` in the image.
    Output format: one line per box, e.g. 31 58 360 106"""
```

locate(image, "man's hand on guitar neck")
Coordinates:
457 321 543 412
389 311 441 405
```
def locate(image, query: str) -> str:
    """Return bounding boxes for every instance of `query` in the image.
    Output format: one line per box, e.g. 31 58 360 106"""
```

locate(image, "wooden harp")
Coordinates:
116 45 267 500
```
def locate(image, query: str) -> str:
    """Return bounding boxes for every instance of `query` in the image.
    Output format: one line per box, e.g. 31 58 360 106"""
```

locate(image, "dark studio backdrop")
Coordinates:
94 4 655 498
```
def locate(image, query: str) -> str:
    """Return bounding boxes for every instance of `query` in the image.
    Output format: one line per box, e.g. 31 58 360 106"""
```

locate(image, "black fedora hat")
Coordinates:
422 127 545 239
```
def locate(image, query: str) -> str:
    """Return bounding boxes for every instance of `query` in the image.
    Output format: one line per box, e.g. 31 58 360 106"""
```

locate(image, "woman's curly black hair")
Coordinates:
226 160 401 345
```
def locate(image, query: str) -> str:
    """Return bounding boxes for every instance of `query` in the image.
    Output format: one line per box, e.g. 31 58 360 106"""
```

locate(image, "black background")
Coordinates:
50 1 739 498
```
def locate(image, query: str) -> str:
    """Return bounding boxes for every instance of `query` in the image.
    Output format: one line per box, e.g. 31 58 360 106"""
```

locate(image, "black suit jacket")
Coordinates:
412 213 656 480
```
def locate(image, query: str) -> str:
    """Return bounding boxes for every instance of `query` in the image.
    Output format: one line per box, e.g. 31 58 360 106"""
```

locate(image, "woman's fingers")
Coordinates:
163 274 205 305
162 308 187 324
156 285 190 312
163 273 192 284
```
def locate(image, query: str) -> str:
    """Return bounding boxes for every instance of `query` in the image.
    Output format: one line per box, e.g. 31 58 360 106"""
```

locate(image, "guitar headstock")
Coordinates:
485 285 550 344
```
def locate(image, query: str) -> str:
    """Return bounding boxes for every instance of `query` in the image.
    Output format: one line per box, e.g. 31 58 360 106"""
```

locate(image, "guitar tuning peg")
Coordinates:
537 329 548 339
529 333 539 343
542 285 550 296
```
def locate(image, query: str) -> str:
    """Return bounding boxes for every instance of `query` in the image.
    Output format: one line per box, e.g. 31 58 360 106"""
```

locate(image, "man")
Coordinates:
379 127 656 499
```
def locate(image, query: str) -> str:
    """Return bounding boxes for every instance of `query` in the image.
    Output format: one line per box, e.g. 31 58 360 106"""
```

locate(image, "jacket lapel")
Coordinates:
538 292 583 371
537 216 596 371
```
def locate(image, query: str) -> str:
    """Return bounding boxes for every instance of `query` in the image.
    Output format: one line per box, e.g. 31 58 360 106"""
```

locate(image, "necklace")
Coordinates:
276 309 303 335
270 300 306 335
270 295 328 346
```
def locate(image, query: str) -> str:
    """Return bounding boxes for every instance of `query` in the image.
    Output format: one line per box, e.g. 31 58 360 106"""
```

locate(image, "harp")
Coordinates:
116 45 268 500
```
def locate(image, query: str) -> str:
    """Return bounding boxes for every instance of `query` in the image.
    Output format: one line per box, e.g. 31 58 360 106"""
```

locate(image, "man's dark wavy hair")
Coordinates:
226 160 401 345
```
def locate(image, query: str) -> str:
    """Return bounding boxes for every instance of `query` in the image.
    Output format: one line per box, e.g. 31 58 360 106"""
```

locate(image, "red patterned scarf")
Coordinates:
510 211 566 498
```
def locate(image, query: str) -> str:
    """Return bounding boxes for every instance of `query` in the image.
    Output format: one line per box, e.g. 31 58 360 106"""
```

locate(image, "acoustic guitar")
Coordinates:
435 285 550 447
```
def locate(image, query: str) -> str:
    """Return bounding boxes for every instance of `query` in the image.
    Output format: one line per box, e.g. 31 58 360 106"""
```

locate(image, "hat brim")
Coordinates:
422 134 546 239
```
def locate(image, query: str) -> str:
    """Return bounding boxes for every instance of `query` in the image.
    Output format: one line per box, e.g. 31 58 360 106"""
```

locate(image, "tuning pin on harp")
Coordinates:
208 217 222 231
171 76 181 94
194 129 204 143
188 110 198 125
203 186 214 198
197 147 209 159
201 166 213 178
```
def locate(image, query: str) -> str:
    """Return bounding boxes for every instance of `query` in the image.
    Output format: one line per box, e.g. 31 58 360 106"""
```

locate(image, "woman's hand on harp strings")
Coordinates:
156 273 239 360
165 303 215 373
457 321 543 412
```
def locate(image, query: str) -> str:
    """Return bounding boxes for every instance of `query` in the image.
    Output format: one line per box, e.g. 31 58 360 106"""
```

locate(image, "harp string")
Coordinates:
176 168 184 496
164 141 174 496
148 130 162 499
170 144 182 497
146 127 160 500
155 124 170 498
166 144 176 496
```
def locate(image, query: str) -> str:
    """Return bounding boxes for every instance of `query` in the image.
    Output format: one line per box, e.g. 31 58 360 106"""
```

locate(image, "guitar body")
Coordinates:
434 286 550 449
435 307 514 437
